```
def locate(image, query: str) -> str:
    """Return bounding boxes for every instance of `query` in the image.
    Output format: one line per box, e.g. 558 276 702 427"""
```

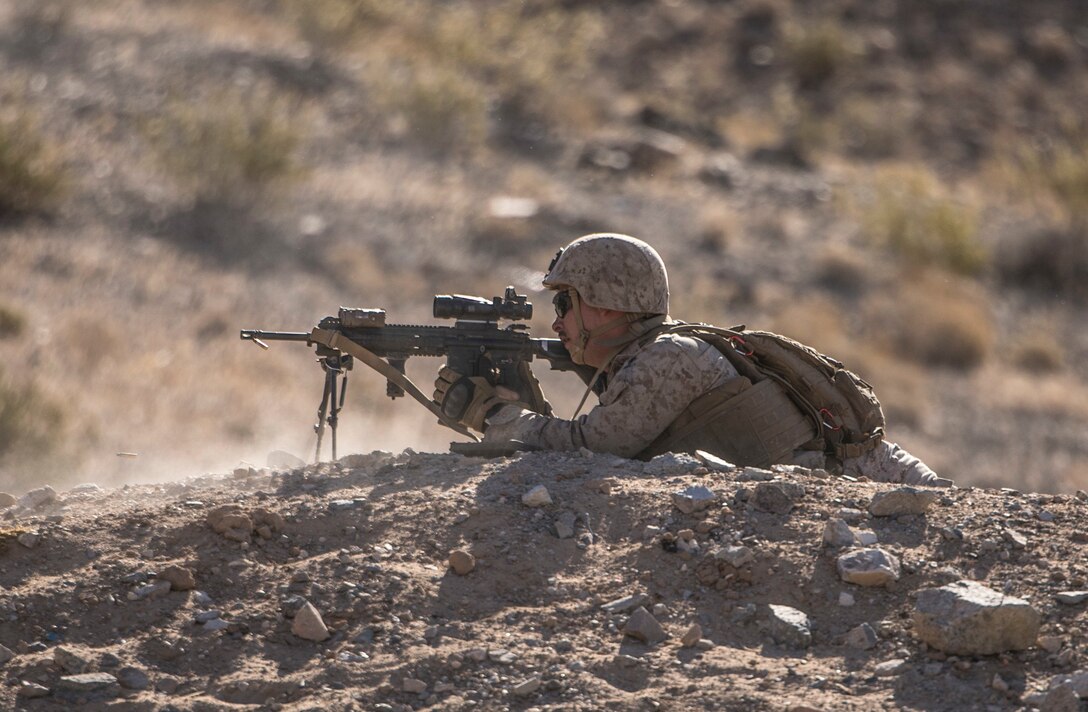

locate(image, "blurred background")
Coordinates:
0 0 1086 494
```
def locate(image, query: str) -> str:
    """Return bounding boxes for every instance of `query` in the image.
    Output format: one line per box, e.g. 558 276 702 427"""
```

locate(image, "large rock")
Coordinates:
751 481 805 515
672 485 717 514
291 600 330 642
18 486 56 511
868 487 939 517
913 580 1041 655
623 607 667 645
766 605 812 648
837 548 900 587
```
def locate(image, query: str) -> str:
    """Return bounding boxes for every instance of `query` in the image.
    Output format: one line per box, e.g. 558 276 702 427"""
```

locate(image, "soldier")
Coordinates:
433 233 950 486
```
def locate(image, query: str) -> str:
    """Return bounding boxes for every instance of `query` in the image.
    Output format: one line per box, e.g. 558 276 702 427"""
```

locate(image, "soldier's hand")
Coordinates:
509 361 551 416
433 367 516 432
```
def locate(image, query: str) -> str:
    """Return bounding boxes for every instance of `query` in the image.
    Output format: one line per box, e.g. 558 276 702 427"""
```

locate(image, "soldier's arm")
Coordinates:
483 336 733 458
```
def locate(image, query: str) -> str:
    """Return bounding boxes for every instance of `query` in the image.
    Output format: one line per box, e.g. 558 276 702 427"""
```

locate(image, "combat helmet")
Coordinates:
543 234 669 315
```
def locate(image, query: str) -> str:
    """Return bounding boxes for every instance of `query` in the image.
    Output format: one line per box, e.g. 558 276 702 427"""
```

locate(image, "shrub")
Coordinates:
0 368 65 465
384 65 489 155
145 87 303 206
993 133 1088 300
868 276 995 371
783 22 855 91
0 304 27 338
859 166 986 276
0 110 67 217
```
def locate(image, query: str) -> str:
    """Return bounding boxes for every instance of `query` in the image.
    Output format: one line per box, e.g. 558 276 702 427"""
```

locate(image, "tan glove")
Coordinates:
433 367 517 432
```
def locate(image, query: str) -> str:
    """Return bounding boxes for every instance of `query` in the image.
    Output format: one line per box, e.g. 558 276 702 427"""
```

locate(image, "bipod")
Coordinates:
313 353 351 463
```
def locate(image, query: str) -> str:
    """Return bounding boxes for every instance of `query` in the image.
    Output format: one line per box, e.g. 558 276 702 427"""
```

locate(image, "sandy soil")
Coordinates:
2 449 1086 710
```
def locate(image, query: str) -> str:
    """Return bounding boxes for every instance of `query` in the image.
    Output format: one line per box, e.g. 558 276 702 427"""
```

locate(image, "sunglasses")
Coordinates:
553 290 574 318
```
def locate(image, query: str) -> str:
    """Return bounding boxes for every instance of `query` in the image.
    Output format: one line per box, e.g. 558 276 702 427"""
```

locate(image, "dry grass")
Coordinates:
866 273 995 371
143 86 305 206
783 20 858 91
855 165 986 276
990 130 1088 301
0 303 27 338
0 106 67 217
0 367 66 468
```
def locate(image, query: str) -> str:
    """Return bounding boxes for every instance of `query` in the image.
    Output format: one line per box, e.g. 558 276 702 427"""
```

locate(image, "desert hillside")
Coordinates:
0 0 1086 493
1 3 1088 708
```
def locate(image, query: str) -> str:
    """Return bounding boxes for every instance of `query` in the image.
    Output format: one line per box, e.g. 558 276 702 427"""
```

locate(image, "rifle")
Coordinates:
240 287 581 461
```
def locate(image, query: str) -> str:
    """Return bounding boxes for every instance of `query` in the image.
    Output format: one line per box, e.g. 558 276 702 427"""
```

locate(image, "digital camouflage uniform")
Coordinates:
482 330 944 486
439 233 946 486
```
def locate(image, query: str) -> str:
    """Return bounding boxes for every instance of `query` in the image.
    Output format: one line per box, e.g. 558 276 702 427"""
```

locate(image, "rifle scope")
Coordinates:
433 287 533 321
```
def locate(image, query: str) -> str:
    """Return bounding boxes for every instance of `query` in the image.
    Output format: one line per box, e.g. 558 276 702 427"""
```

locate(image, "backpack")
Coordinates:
664 323 886 461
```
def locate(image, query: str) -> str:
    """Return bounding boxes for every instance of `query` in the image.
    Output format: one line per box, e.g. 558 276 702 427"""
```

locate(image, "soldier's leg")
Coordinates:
845 440 952 487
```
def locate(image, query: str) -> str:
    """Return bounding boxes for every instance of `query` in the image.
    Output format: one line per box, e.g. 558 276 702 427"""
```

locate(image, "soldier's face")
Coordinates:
552 290 627 368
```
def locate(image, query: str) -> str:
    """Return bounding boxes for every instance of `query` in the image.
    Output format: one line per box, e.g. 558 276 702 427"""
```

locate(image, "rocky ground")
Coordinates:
2 449 1087 711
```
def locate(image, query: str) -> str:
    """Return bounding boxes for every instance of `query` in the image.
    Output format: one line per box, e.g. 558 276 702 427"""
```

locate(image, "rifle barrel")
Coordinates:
240 329 312 342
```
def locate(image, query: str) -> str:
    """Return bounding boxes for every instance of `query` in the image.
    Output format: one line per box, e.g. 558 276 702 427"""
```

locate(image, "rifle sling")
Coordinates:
309 328 481 443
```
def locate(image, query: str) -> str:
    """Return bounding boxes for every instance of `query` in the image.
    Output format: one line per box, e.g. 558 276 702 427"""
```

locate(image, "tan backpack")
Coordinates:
665 323 886 461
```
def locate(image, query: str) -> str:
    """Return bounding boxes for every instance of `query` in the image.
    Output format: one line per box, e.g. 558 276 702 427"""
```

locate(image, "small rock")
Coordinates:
715 545 754 568
1004 528 1029 549
854 530 879 546
1040 636 1064 654
402 678 427 694
838 592 855 607
992 674 1009 693
681 623 703 648
822 518 854 548
131 579 172 600
116 667 150 691
766 604 811 648
0 644 14 665
488 649 517 664
1056 591 1088 605
694 450 735 471
57 673 117 693
751 481 804 514
291 601 330 642
845 623 879 650
837 548 900 587
1048 670 1088 697
0 492 16 508
868 487 938 517
158 565 196 591
512 675 542 696
555 512 576 539
16 531 40 549
624 607 667 645
522 485 552 508
18 681 50 698
18 486 57 511
874 659 908 677
1042 684 1081 712
601 593 648 614
836 508 866 524
448 550 475 575
671 485 716 514
206 505 253 542
53 647 91 674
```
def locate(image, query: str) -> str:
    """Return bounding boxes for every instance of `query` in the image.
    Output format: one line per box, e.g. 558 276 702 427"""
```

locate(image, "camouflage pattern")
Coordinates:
484 331 947 486
543 234 669 314
486 332 732 458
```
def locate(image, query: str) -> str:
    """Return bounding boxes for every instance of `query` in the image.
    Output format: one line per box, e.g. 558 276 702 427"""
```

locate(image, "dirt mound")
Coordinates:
1 450 1086 710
